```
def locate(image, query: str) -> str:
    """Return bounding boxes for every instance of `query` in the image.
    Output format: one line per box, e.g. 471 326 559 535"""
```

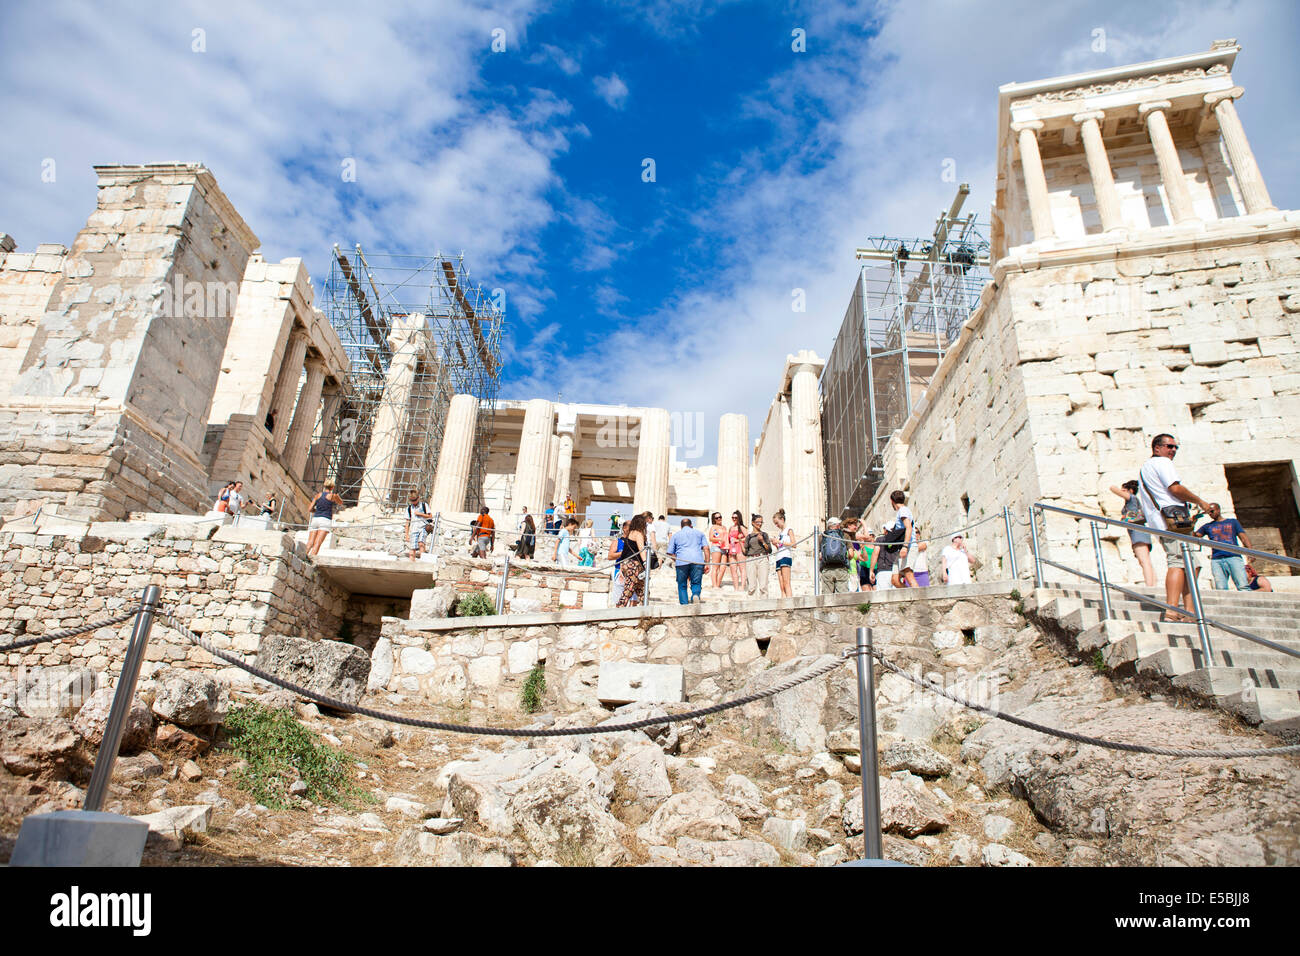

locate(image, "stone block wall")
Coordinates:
433 555 612 613
0 242 66 387
0 518 369 687
862 218 1300 585
380 587 1018 713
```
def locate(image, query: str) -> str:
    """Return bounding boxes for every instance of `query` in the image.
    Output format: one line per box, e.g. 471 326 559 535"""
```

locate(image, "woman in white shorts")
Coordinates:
307 480 342 557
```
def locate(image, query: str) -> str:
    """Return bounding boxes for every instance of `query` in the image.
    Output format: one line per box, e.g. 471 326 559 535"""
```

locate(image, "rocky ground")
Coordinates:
2 606 1298 867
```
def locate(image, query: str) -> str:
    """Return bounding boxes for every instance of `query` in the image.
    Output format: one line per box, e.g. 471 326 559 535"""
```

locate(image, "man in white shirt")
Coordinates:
228 481 245 517
1137 433 1211 622
654 514 671 548
940 535 973 585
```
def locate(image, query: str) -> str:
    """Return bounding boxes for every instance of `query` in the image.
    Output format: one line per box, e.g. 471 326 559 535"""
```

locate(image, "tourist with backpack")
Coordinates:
875 490 914 582
743 514 774 597
818 517 852 593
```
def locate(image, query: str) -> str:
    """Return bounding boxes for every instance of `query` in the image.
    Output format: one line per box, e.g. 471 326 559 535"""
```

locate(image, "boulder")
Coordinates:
367 637 394 692
132 804 213 850
983 814 1015 842
113 752 164 781
816 845 850 867
253 634 371 708
409 585 456 619
721 774 768 821
596 661 684 706
981 843 1034 867
0 717 81 777
677 838 780 867
151 669 228 727
395 829 516 867
762 817 808 852
882 740 952 778
636 791 742 846
740 655 838 751
385 796 432 819
153 723 210 758
609 743 673 805
72 687 154 753
843 779 950 838
948 834 980 866
15 667 99 719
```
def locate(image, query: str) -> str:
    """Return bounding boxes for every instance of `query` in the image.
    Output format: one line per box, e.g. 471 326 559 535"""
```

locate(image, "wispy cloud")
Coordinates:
592 73 629 109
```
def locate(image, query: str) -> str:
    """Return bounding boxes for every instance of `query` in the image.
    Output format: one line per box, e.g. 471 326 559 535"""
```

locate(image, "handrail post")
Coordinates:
84 585 160 812
1002 506 1018 580
431 512 441 550
813 529 821 596
853 627 883 860
1028 504 1044 588
495 552 511 614
1181 541 1214 665
1090 521 1112 621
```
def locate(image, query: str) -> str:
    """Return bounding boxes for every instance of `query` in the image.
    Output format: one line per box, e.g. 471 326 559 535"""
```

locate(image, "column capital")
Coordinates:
1137 100 1172 118
1071 110 1105 124
1010 119 1044 134
303 354 326 373
1204 86 1245 108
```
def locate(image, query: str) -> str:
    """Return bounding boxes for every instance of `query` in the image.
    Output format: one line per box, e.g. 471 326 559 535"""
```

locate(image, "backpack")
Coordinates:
820 530 848 568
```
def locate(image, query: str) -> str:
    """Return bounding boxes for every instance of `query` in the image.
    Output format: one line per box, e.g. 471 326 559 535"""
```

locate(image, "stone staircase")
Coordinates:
1033 584 1300 740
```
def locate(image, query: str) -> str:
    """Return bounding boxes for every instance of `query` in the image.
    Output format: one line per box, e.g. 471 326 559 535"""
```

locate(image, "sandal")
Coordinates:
1160 612 1194 624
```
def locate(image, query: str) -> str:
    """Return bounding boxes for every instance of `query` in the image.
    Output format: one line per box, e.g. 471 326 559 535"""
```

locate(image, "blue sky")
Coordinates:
2 0 1297 463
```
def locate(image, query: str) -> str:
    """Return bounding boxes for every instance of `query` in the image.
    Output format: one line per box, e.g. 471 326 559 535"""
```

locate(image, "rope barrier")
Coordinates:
0 610 138 654
859 647 1300 758
156 608 845 736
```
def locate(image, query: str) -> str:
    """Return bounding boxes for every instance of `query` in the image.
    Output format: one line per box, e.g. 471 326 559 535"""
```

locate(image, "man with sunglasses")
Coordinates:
1138 433 1212 622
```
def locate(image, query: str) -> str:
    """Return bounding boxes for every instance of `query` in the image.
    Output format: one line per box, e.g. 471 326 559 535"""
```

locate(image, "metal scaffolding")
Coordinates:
822 185 991 516
309 246 503 511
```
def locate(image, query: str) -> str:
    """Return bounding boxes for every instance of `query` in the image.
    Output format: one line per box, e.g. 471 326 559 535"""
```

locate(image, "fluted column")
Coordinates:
429 393 478 513
512 398 554 513
716 413 750 519
544 434 560 507
1011 120 1055 241
306 380 342 484
633 407 670 516
1205 87 1275 215
268 331 308 451
1073 110 1124 233
1139 101 1198 224
787 351 826 543
554 427 575 505
283 357 326 477
359 315 425 509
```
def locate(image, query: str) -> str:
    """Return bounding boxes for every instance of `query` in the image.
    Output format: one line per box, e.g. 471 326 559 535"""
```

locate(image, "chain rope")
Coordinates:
0 610 138 654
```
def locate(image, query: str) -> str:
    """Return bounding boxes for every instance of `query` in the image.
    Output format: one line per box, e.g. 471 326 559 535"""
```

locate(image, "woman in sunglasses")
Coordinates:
707 512 727 589
727 510 747 591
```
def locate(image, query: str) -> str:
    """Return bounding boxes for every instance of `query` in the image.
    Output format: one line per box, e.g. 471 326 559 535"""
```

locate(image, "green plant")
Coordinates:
1010 588 1021 602
520 663 547 713
223 702 369 810
1091 649 1107 673
455 591 496 617
857 602 872 615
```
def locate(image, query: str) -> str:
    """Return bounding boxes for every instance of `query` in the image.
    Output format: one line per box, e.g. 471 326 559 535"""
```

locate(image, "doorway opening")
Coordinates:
1224 462 1300 577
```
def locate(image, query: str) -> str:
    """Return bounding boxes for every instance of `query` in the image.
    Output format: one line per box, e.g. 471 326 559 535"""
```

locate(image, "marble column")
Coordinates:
512 398 554 513
1073 110 1124 233
787 350 826 543
306 380 342 484
633 407 670 517
716 413 750 519
358 315 425 509
1139 101 1197 224
554 427 575 506
544 434 560 507
429 393 478 513
1011 120 1055 241
283 356 326 477
268 331 308 452
1205 87 1275 215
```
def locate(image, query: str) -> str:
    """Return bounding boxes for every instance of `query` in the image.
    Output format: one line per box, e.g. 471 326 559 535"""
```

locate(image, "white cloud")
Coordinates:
592 73 629 109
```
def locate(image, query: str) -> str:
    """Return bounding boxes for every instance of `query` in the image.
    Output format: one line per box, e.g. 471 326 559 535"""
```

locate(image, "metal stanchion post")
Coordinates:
853 626 883 860
1028 505 1044 588
432 512 441 550
85 585 160 812
1181 540 1214 664
276 497 286 528
1090 521 1112 621
1002 506 1018 580
813 529 821 596
495 553 510 614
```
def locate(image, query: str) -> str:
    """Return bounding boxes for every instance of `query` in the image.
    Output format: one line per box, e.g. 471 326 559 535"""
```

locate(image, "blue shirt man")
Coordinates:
1195 502 1254 591
667 518 708 604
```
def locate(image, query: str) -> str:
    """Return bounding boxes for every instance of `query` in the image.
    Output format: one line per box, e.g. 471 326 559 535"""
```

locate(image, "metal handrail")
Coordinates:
1030 501 1300 665
1034 501 1300 569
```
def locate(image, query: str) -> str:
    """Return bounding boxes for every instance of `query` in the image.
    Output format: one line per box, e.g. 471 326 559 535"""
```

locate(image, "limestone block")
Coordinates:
467 656 501 688
507 639 540 674
596 661 685 706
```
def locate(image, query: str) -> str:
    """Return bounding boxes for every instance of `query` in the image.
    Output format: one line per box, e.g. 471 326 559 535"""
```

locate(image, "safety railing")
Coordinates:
1029 501 1300 667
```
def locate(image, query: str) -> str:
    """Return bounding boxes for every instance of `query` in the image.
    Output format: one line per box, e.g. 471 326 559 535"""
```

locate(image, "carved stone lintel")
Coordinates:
1008 64 1228 108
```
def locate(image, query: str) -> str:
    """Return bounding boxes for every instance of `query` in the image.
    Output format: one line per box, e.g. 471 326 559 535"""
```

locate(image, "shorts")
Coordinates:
775 556 792 570
913 571 930 587
309 516 332 531
1128 529 1152 548
408 531 425 552
1162 537 1198 571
